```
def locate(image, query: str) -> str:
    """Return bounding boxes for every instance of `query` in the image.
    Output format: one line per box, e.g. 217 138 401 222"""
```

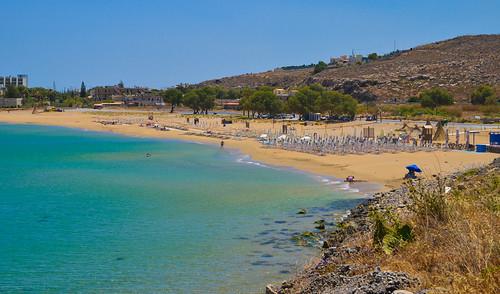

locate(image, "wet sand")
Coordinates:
1 109 497 191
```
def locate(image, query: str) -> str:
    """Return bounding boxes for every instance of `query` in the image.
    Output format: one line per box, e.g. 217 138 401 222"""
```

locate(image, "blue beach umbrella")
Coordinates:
406 164 422 173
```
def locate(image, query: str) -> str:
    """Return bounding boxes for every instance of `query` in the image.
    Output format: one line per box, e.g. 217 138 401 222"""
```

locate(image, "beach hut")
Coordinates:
433 121 446 141
363 127 375 139
422 121 433 144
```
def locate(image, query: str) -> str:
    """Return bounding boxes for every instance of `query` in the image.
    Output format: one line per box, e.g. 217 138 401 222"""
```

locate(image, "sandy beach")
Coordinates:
1 109 498 191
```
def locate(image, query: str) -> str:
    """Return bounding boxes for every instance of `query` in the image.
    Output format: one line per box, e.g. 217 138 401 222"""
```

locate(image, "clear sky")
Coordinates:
2 0 499 90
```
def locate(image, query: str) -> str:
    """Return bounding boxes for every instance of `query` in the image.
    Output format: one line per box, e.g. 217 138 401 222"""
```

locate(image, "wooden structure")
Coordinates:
363 127 375 139
421 121 433 144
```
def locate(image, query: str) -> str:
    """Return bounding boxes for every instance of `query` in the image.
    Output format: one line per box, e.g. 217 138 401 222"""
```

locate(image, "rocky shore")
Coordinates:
266 158 499 294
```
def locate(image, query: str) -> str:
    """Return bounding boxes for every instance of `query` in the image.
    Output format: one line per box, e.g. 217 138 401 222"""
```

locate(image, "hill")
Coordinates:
200 35 500 102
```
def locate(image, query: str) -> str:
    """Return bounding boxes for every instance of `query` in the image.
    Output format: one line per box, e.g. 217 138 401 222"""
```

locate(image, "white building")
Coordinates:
0 74 28 91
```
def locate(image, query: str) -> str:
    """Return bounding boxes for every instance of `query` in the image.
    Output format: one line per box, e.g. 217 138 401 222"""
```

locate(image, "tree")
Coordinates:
419 88 453 109
368 53 378 61
183 91 201 114
182 87 216 114
162 88 183 113
316 91 357 118
197 87 216 114
471 85 495 105
80 81 87 98
240 87 255 117
118 80 125 88
287 85 323 118
249 90 283 116
5 85 20 98
485 95 498 105
313 61 328 74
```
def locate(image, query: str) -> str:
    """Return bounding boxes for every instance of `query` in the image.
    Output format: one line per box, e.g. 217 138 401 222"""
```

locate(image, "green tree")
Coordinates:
485 95 498 105
287 85 322 118
313 61 328 74
419 88 453 109
183 91 201 114
183 87 216 114
162 88 183 113
470 85 495 105
225 88 241 100
80 81 87 98
5 85 21 98
239 87 256 117
249 90 283 116
368 53 378 61
197 87 216 114
316 90 358 118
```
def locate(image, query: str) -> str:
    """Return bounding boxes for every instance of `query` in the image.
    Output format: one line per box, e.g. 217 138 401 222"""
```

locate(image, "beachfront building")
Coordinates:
221 100 240 110
122 93 164 107
89 84 147 101
0 74 28 95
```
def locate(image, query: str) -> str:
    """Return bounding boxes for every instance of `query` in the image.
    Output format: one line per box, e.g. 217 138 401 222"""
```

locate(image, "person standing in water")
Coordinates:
220 140 224 148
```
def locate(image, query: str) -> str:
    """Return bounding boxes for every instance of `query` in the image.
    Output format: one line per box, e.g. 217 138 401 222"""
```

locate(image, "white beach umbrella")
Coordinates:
301 136 311 141
278 134 287 140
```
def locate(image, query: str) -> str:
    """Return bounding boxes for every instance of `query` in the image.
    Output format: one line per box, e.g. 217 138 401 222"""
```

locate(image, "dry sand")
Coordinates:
1 109 497 191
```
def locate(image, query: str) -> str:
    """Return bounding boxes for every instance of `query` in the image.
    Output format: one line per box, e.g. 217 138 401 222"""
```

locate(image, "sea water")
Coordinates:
0 124 366 293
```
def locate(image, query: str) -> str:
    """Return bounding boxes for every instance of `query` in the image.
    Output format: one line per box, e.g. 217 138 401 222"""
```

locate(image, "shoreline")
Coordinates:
267 158 500 293
0 110 498 192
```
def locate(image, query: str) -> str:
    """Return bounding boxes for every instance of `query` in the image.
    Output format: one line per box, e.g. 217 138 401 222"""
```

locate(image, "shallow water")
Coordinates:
0 124 366 293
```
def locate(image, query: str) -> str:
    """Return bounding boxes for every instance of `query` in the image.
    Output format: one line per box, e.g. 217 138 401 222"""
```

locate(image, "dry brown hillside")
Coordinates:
201 35 500 102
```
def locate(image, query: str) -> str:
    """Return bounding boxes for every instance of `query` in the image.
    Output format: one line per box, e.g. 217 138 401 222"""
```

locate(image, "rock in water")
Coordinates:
297 208 307 214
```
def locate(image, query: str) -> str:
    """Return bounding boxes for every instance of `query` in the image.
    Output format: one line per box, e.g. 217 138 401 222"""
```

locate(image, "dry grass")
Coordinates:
384 168 500 293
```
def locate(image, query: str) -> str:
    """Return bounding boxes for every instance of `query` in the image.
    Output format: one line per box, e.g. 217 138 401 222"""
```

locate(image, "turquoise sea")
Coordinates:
0 123 366 293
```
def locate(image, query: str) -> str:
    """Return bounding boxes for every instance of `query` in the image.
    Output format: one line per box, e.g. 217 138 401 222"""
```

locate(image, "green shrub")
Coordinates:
407 177 449 225
471 85 496 105
370 210 414 255
419 88 454 109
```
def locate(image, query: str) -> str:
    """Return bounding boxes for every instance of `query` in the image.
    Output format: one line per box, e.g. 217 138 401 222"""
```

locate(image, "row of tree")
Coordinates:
0 84 93 108
162 84 358 119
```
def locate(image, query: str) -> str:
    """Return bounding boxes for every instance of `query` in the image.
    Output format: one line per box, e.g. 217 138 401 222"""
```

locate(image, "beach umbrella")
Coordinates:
301 136 311 141
406 164 422 173
278 134 287 140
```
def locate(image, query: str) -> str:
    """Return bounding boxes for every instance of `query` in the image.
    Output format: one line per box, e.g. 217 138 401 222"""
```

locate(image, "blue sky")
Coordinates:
2 0 499 90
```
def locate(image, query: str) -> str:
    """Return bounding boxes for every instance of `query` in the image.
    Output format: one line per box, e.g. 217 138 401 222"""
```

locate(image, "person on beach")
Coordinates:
220 140 224 148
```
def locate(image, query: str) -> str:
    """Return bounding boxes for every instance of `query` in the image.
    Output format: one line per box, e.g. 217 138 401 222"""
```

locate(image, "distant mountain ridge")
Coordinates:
200 35 500 102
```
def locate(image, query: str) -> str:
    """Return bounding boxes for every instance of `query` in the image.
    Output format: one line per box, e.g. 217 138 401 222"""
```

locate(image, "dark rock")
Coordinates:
297 208 307 214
